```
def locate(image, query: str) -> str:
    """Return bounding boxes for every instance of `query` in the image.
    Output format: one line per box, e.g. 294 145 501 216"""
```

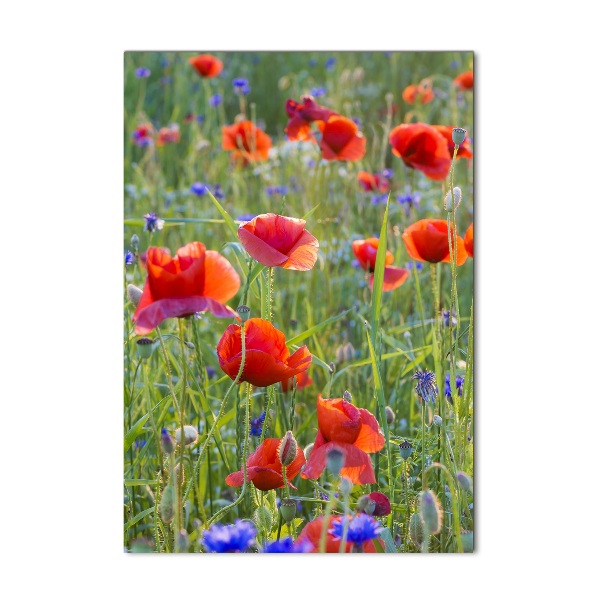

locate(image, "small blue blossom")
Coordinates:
351 259 361 269
445 374 464 399
310 87 326 98
125 251 135 266
237 213 257 223
160 77 172 85
309 58 318 67
202 520 256 553
405 261 423 271
209 94 222 107
450 59 459 69
263 537 313 553
351 117 362 127
397 192 421 211
190 182 209 196
381 168 394 179
266 185 288 196
143 212 165 233
196 115 205 124
329 514 383 545
134 439 147 450
371 194 388 205
250 411 266 437
441 309 457 327
232 78 248 88
325 57 336 71
307 159 316 169
160 59 170 68
134 67 151 78
412 370 438 404
206 365 216 379
213 183 225 199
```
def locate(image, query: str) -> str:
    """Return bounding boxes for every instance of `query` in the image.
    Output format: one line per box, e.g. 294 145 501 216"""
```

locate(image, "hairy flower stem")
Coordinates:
412 262 428 353
421 402 426 487
157 329 181 415
176 318 188 540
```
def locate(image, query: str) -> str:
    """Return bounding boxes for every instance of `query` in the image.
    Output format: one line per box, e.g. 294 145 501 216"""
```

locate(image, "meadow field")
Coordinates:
123 50 474 553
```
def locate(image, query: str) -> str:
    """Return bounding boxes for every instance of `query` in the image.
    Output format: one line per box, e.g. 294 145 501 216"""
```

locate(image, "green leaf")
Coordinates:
124 479 159 487
371 195 390 344
124 506 155 531
206 189 238 239
286 307 353 346
301 203 320 222
124 413 150 452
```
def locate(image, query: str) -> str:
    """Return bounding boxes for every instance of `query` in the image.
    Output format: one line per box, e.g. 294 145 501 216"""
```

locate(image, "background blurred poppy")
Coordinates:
285 96 338 141
188 54 223 78
402 218 468 265
357 171 390 193
402 82 435 104
464 222 473 257
296 516 380 553
281 369 313 393
222 120 272 165
352 238 409 292
453 70 473 90
318 115 366 161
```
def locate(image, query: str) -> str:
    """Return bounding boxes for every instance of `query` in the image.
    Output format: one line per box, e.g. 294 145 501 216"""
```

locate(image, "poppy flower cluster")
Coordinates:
402 219 468 265
402 80 435 104
222 120 272 165
188 54 223 78
132 242 240 335
301 394 385 485
352 238 409 292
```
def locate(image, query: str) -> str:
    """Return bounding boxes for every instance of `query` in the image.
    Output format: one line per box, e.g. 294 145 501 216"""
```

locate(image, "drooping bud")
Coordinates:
127 284 143 308
175 529 190 552
339 476 353 497
456 471 473 494
342 390 352 403
279 498 297 524
419 490 443 535
159 485 176 524
236 305 250 323
385 406 395 425
409 512 424 548
326 446 346 477
452 127 467 146
160 428 175 455
254 505 273 533
174 425 199 447
444 186 462 211
460 530 474 552
278 431 298 467
136 337 155 359
356 495 377 515
398 440 414 461
432 414 443 427
303 442 314 461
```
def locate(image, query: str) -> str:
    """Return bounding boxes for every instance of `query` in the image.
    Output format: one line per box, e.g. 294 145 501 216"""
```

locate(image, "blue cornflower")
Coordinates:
196 115 205 124
381 168 394 179
125 251 135 266
325 57 336 71
241 84 251 95
232 78 248 88
263 537 313 553
351 117 362 127
134 67 151 78
310 87 326 98
143 212 164 233
351 259 361 269
237 213 257 223
441 309 457 327
371 194 388 205
307 159 316 169
213 183 225 199
329 514 383 545
450 59 459 69
405 261 423 271
134 439 146 450
250 411 266 437
412 370 438 403
202 520 256 553
397 192 421 211
266 185 288 196
190 182 209 196
209 94 222 107
205 365 216 379
445 374 464 399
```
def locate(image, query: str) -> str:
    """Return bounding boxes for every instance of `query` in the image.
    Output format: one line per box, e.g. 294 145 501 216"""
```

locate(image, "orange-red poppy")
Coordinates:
156 124 180 146
464 222 473 258
225 438 305 491
453 70 473 91
132 243 240 335
217 318 312 387
318 115 366 161
296 516 380 553
357 171 390 193
402 218 468 265
432 125 473 160
402 83 435 105
188 54 223 78
301 395 385 485
238 213 319 271
222 120 272 165
281 369 313 393
352 238 409 292
285 96 338 142
389 123 451 181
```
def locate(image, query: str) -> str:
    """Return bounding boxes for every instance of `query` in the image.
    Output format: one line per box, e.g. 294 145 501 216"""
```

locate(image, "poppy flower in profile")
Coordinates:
225 437 306 491
217 318 312 387
464 222 473 258
318 115 366 161
352 238 409 292
357 171 390 193
453 70 473 90
296 515 381 553
389 123 451 181
301 395 385 485
402 219 468 265
285 96 338 142
402 83 435 104
238 213 319 271
281 369 313 393
432 125 473 160
132 243 240 335
188 54 223 78
222 120 272 165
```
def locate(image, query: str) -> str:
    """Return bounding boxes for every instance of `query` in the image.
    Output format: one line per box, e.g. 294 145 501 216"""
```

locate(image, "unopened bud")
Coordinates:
461 530 474 552
398 440 414 461
342 390 352 403
452 127 467 146
326 447 345 477
254 505 273 533
335 345 345 364
456 471 473 494
159 485 176 524
174 425 199 447
329 362 336 373
433 415 443 427
343 342 355 362
278 431 298 467
357 495 377 515
130 234 140 249
303 443 314 461
279 498 297 524
339 476 353 497
409 512 424 548
444 187 462 211
237 305 250 323
160 428 175 455
175 529 189 552
419 490 443 535
136 337 155 359
385 406 395 425
127 284 143 308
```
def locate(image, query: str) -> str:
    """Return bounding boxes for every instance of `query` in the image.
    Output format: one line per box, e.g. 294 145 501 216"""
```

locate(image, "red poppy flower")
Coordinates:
296 516 380 553
453 70 473 91
281 369 313 393
365 492 392 516
352 238 409 292
389 123 451 181
225 438 305 491
156 124 180 146
285 96 338 142
217 318 312 387
238 213 319 271
402 218 468 265
464 222 473 258
318 115 366 161
132 243 240 335
432 125 473 160
301 395 385 485
222 120 272 165
188 54 223 78
357 171 390 193
402 83 435 105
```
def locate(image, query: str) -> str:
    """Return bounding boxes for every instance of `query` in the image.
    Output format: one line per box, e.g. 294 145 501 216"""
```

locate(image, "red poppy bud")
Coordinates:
278 431 298 467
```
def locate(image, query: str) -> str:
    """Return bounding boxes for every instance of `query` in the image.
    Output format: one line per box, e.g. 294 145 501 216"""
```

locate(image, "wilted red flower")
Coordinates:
217 318 312 387
238 213 319 271
432 125 473 160
188 54 223 78
132 243 240 335
225 438 305 491
453 70 473 91
156 124 180 146
301 395 385 485
352 238 409 292
402 83 435 104
389 123 451 181
357 171 390 193
464 222 473 258
402 218 468 265
318 115 366 161
296 516 381 553
281 369 313 393
222 120 272 164
285 96 338 142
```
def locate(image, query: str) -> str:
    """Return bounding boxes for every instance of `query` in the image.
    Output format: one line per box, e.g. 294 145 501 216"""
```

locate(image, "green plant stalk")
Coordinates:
176 318 188 541
412 263 428 352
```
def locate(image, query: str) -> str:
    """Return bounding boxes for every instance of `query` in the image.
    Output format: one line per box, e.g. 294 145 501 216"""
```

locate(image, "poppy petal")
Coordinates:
353 408 385 453
280 229 319 271
317 396 361 444
368 266 410 291
203 250 241 302
238 227 289 266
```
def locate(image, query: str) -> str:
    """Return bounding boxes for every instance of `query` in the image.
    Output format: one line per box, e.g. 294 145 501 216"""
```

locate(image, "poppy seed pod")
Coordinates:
136 337 155 359
237 305 250 323
159 485 176 524
356 495 377 515
278 431 298 467
339 476 353 497
452 127 468 146
398 440 414 461
279 498 297 524
419 490 443 535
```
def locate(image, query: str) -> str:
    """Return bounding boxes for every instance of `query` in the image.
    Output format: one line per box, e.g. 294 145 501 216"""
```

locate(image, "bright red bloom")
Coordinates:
225 438 305 491
389 123 451 181
222 120 272 165
432 125 473 160
296 516 380 553
238 213 319 271
402 219 468 265
402 83 435 105
464 222 473 258
132 243 240 335
156 124 180 146
188 54 223 78
301 395 385 485
454 70 473 91
217 318 312 387
318 115 366 161
281 369 313 393
357 171 390 193
285 96 338 142
352 238 409 292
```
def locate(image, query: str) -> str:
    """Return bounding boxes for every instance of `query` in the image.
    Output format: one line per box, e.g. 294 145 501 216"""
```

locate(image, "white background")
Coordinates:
1 1 598 598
